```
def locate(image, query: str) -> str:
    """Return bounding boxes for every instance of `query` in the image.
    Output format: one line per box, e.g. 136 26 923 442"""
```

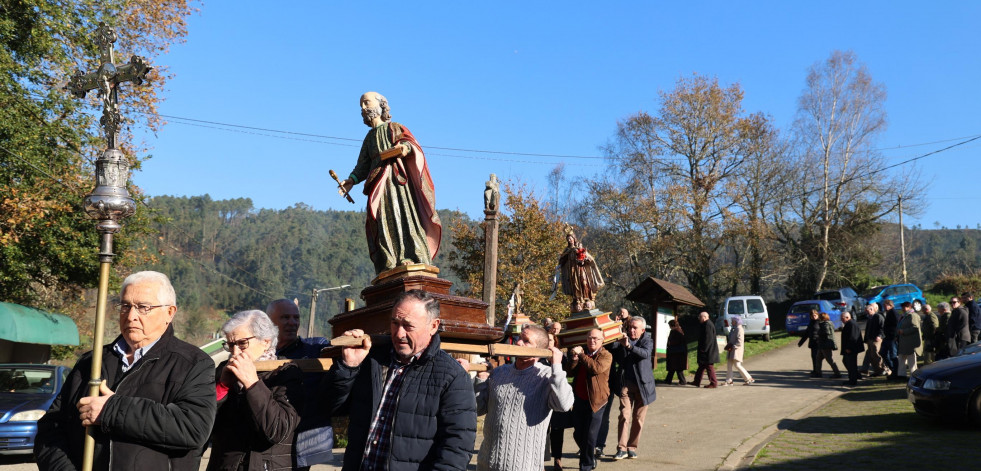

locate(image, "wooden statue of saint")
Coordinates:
337 92 442 276
556 226 604 313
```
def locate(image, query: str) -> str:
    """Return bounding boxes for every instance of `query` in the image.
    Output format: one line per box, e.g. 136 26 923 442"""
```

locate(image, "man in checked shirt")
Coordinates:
326 289 477 470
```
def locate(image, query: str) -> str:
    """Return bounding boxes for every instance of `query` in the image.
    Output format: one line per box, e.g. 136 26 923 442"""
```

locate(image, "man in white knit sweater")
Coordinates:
472 324 574 471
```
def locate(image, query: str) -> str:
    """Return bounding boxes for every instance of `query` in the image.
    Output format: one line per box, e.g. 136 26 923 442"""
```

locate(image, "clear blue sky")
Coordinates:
135 1 981 229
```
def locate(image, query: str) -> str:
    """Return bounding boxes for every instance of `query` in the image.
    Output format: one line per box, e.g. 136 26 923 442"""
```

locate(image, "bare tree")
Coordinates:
783 50 921 294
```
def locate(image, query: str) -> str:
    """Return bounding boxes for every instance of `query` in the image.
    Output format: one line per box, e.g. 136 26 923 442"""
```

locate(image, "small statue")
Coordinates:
555 225 604 313
484 174 500 213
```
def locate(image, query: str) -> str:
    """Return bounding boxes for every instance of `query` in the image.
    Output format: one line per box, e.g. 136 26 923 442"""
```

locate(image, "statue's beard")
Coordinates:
362 106 382 126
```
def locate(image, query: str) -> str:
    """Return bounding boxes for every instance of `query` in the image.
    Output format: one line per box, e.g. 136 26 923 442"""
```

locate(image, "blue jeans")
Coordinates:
880 337 898 373
572 397 606 470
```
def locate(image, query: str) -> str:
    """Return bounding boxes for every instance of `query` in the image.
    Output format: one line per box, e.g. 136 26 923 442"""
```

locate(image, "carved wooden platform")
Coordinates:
556 310 623 348
329 275 504 343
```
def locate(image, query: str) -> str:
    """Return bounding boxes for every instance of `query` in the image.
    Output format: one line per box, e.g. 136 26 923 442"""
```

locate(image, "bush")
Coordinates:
930 271 981 296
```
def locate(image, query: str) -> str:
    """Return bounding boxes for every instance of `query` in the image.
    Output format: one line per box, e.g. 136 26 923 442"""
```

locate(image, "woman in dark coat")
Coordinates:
817 312 842 378
664 319 688 385
209 310 303 471
798 310 823 377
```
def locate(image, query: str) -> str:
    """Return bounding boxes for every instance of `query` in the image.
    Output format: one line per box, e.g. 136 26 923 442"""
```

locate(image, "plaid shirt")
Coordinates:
360 354 416 471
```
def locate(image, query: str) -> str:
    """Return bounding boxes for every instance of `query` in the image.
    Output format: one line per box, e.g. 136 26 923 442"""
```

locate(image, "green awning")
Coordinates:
0 301 80 346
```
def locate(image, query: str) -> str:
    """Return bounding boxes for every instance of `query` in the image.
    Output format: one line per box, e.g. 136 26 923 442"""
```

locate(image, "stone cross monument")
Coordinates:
482 174 500 324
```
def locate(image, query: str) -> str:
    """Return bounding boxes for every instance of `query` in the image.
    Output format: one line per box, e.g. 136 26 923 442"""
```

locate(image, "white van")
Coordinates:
718 295 770 342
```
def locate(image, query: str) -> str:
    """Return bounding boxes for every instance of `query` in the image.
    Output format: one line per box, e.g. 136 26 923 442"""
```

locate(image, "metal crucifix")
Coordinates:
66 22 152 149
64 22 150 471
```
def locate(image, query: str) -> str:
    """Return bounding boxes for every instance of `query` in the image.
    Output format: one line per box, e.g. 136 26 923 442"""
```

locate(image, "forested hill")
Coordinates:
140 195 474 340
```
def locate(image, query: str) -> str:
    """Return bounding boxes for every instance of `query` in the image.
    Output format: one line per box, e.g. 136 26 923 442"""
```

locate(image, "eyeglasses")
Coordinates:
222 337 256 352
117 303 169 315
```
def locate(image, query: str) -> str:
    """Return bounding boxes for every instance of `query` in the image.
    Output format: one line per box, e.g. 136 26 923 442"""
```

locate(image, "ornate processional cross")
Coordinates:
66 22 152 150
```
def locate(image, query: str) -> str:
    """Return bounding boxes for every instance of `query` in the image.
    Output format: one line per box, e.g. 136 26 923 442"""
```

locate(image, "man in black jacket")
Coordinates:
840 312 865 386
879 300 901 380
35 271 217 471
327 289 477 471
862 304 887 376
692 312 720 388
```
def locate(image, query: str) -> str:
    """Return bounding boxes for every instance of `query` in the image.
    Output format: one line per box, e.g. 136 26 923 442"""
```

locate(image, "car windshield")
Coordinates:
0 367 55 394
746 299 765 313
813 292 841 301
790 303 819 314
862 286 885 299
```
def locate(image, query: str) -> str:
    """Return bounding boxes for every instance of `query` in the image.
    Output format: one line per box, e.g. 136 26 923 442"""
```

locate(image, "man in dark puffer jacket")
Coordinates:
327 289 476 470
35 271 216 471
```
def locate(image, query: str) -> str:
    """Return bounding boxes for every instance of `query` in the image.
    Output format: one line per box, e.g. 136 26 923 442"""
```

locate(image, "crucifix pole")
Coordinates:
65 22 151 471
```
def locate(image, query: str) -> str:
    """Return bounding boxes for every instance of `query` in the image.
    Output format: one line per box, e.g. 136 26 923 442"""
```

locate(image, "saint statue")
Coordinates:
556 226 604 313
483 173 499 213
337 92 441 275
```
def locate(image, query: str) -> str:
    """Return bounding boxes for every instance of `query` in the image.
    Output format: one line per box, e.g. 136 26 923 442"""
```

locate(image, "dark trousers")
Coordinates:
665 369 687 385
820 349 840 374
880 337 898 373
693 363 717 386
842 352 859 384
548 410 573 462
595 387 617 450
810 348 822 374
973 330 980 344
572 397 605 471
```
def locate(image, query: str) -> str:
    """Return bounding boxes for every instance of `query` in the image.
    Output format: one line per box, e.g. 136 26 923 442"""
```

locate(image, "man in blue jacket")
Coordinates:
327 289 477 471
607 317 657 460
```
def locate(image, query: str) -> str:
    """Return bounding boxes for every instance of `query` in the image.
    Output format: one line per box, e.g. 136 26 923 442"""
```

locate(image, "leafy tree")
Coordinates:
0 1 194 317
596 74 766 303
447 182 567 324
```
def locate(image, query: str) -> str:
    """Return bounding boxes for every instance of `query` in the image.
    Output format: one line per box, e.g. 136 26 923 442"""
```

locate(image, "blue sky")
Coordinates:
134 1 981 228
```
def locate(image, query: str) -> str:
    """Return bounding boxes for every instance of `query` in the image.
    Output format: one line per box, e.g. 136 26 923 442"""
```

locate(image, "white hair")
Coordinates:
121 271 176 306
222 310 279 353
628 316 647 329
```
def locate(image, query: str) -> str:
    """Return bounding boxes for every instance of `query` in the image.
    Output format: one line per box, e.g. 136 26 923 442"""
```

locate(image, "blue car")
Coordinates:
907 353 981 426
0 364 70 455
786 300 843 335
862 283 926 312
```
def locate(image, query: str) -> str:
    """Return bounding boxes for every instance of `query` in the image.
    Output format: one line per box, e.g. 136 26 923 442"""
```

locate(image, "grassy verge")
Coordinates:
654 330 797 381
752 379 980 469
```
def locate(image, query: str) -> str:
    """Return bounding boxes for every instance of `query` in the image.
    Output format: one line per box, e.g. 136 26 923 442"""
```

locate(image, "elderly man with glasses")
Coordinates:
35 271 217 471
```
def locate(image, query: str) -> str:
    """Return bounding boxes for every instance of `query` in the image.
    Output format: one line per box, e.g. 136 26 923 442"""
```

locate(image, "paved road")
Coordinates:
0 342 853 471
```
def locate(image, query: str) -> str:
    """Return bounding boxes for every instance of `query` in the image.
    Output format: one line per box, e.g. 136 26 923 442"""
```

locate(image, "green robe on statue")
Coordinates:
348 122 441 275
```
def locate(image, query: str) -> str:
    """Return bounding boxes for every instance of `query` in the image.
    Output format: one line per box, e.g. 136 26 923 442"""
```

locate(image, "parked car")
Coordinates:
907 353 981 427
957 340 981 357
814 287 867 318
785 300 843 335
718 295 771 342
862 283 926 312
0 364 70 455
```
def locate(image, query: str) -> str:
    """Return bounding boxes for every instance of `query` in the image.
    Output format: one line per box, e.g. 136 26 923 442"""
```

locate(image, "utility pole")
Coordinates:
899 195 907 283
308 285 351 337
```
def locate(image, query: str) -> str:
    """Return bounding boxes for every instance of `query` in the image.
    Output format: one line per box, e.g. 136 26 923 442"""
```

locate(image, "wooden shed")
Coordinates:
625 277 705 367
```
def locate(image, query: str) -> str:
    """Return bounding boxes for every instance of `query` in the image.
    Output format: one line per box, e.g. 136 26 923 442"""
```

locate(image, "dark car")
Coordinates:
785 300 842 335
862 283 926 312
814 287 867 318
0 364 70 455
907 354 981 427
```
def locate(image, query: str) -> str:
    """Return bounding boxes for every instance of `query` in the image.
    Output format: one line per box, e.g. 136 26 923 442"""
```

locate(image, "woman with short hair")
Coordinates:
208 310 303 471
724 316 754 385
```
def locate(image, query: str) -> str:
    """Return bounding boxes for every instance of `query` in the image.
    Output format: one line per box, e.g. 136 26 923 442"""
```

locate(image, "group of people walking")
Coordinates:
796 292 980 387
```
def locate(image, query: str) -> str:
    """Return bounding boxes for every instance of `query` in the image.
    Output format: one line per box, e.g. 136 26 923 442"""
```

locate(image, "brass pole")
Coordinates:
81 258 112 471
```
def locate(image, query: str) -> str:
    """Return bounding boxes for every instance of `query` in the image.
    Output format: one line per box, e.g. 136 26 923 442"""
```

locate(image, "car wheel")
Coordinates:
764 333 771 342
970 390 981 428
913 300 923 312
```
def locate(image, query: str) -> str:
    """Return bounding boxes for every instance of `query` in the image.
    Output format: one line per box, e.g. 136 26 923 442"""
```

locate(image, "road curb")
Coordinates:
717 386 845 470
